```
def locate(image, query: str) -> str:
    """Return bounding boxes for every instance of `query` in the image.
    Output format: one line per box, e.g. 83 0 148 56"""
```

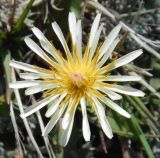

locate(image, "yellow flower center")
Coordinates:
70 72 87 88
39 47 107 98
66 70 93 96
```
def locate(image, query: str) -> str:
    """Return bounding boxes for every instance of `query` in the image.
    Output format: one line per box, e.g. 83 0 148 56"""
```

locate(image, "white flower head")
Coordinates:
9 12 144 146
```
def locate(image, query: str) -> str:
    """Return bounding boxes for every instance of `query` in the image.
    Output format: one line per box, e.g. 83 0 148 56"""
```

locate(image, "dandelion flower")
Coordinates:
9 12 145 146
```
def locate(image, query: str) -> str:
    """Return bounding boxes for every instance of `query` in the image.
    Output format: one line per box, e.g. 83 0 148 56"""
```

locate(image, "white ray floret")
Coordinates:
105 49 143 72
104 75 142 82
52 22 70 55
99 88 122 100
61 99 78 130
105 85 145 97
69 12 77 45
75 20 82 59
59 99 77 146
9 80 43 89
45 92 67 117
10 60 44 74
97 96 131 118
21 94 60 118
19 72 53 80
99 24 121 59
25 84 56 95
59 112 75 146
90 24 103 59
32 27 62 64
98 37 120 67
24 37 54 66
43 101 69 137
80 97 91 141
88 13 101 48
92 96 113 139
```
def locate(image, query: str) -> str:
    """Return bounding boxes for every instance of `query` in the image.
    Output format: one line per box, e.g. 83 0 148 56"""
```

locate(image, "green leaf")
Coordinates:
123 100 155 158
107 115 134 138
12 0 34 34
3 51 11 84
130 116 155 158
3 51 11 103
0 32 7 40
70 0 81 16
149 78 160 90
0 96 9 117
125 96 159 134
132 97 158 126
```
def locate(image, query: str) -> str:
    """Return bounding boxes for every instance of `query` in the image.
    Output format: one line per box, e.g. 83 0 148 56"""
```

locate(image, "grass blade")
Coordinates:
130 116 155 158
12 0 34 34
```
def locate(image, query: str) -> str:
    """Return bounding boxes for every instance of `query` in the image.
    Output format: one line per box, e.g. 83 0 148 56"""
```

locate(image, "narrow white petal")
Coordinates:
98 38 120 67
43 101 69 136
105 85 145 97
97 96 131 118
89 13 101 48
92 97 113 139
24 37 53 66
80 97 91 141
99 24 121 59
90 24 103 59
104 75 142 82
61 99 78 130
25 84 56 95
9 80 43 89
69 12 77 45
45 92 67 117
99 88 122 100
32 27 45 40
59 99 75 146
32 27 62 63
9 60 43 74
19 72 52 80
76 20 82 59
32 27 54 56
52 22 70 55
21 94 59 118
59 111 74 146
105 49 143 72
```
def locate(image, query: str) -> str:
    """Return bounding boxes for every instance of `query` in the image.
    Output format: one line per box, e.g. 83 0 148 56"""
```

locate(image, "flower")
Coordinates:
9 12 145 146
